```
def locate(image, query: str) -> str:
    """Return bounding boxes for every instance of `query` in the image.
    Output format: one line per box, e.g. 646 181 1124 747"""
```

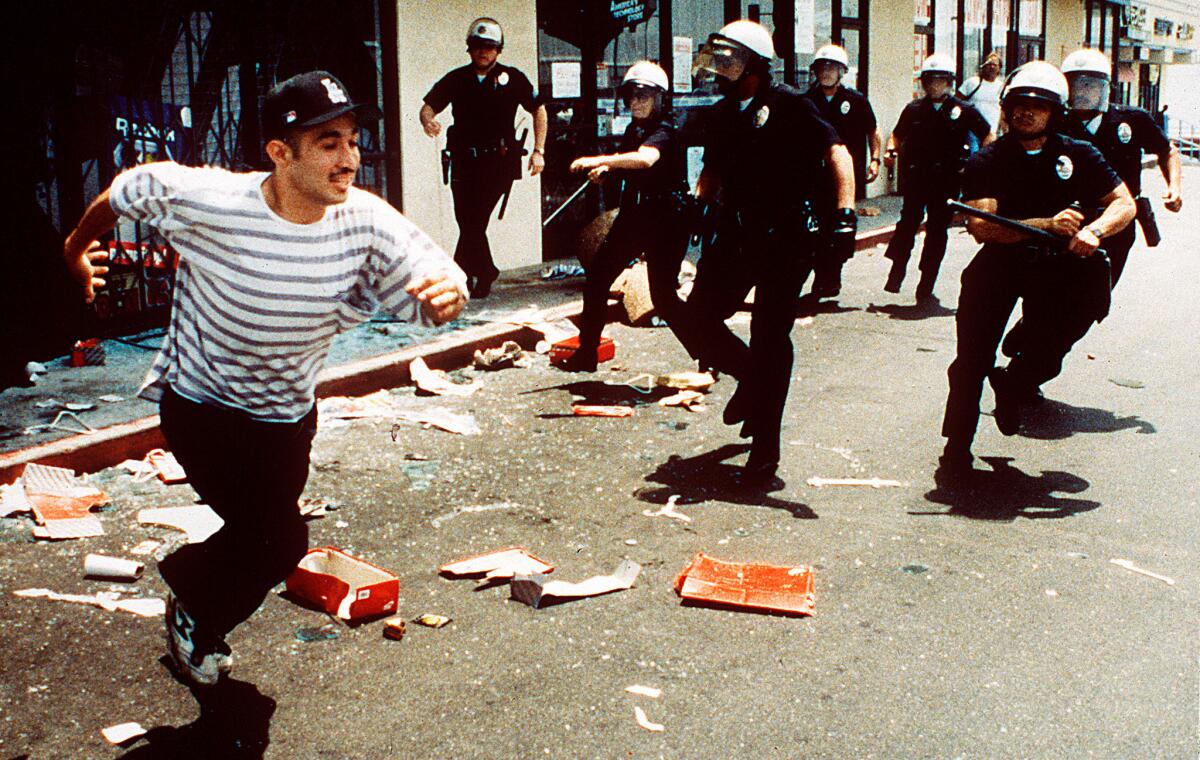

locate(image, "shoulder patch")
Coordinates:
1056 154 1074 180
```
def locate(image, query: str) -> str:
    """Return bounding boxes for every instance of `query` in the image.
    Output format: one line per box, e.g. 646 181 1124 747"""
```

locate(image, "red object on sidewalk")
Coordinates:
673 552 815 616
286 547 399 621
70 339 106 367
572 405 634 418
549 336 615 366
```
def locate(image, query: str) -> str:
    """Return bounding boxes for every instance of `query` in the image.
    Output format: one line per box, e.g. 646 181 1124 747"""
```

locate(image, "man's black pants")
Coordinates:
885 175 956 287
942 246 1108 450
451 155 509 286
158 388 317 637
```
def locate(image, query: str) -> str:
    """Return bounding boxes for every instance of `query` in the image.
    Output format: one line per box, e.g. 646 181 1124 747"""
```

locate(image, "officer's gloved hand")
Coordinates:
832 207 858 261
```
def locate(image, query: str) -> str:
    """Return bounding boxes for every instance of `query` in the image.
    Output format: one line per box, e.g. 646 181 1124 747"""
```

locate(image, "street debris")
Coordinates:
298 498 338 519
430 502 520 529
14 588 165 617
658 390 705 410
98 394 125 403
34 399 95 411
286 547 399 621
318 390 404 420
101 722 146 746
642 495 692 523
137 506 223 544
625 685 662 699
805 476 905 489
655 371 716 392
145 449 186 484
1109 558 1175 585
633 706 665 732
572 405 634 418
612 261 656 324
440 547 555 580
673 553 815 616
410 356 478 396
516 318 579 353
71 338 106 366
398 459 439 491
0 482 32 517
83 553 144 581
10 463 110 539
383 616 407 640
542 263 586 279
414 614 452 628
1108 378 1145 389
510 559 641 609
550 335 615 367
129 540 161 556
901 564 929 575
24 410 96 436
391 408 481 436
473 340 532 371
295 623 339 642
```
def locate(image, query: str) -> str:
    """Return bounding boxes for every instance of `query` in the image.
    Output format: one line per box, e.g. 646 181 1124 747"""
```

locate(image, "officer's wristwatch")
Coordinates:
1086 224 1104 239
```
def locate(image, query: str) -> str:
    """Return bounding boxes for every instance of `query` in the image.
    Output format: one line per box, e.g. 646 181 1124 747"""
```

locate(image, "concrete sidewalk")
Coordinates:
0 194 905 481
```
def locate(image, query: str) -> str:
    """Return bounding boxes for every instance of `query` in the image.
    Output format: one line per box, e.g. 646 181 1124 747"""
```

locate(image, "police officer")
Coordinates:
801 44 881 298
689 20 856 485
939 62 1135 475
883 53 994 301
420 17 548 297
560 62 701 372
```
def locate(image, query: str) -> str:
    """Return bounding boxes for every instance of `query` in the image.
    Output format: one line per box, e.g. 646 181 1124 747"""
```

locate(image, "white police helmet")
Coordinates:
622 61 669 92
813 44 850 70
1061 48 1110 78
1001 60 1069 107
1062 49 1111 112
467 17 503 48
693 20 775 84
920 53 956 79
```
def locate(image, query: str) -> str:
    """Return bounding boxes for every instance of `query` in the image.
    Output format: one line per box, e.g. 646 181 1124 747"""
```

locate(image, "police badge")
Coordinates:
840 100 851 115
949 105 961 121
754 105 770 128
497 71 509 87
1117 122 1132 144
1056 155 1074 180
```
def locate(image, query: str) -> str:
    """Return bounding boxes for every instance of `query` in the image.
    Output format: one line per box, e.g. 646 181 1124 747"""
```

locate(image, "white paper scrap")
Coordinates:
633 706 665 732
511 560 641 609
410 357 477 397
101 722 146 745
625 685 662 699
137 506 223 544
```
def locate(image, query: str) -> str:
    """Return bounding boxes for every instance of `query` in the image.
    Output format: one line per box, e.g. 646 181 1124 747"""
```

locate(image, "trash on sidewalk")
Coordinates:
805 476 905 489
611 261 656 325
510 559 641 609
473 340 532 371
518 318 579 354
318 390 405 421
859 206 882 217
34 399 95 411
137 506 224 544
658 390 705 410
0 482 32 517
398 459 439 491
642 495 693 523
391 408 481 436
1109 558 1175 585
146 450 186 484
625 684 662 699
101 722 146 746
15 463 109 539
673 553 815 616
633 706 665 732
440 547 555 581
1108 377 1145 389
542 263 586 280
410 356 478 396
298 498 339 519
14 588 165 617
70 338 106 367
295 623 339 642
414 614 452 628
287 547 399 621
83 553 144 581
900 564 929 575
572 405 634 418
23 410 96 436
129 539 161 556
549 336 615 367
98 394 125 403
383 616 407 640
430 502 520 529
655 371 717 392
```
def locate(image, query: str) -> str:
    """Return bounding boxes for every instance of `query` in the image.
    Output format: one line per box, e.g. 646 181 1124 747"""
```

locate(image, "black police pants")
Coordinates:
811 225 847 295
451 155 509 285
1104 222 1137 289
942 247 1107 449
885 176 956 285
578 203 703 360
157 388 316 638
687 215 815 464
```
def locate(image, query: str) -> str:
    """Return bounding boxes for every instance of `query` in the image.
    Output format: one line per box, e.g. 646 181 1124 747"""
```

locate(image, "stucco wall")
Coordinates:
395 1 542 270
868 0 921 197
1045 0 1086 65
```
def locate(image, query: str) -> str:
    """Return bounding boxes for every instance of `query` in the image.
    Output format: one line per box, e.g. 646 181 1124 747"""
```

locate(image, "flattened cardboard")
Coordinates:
673 553 815 616
439 547 555 580
287 547 399 621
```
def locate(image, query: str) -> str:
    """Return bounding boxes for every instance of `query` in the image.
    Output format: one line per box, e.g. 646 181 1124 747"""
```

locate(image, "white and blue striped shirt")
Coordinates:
110 162 465 422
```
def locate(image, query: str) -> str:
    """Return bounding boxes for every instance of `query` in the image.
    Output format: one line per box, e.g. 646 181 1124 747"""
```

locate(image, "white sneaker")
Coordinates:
165 594 230 686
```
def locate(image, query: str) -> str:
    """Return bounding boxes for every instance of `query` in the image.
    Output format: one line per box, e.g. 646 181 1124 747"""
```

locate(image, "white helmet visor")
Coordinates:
692 37 752 83
1067 72 1110 113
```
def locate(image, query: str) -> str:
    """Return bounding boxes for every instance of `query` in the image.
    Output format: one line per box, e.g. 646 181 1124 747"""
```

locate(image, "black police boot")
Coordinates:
1000 319 1026 359
915 271 937 301
738 450 782 490
884 259 906 293
935 440 975 487
722 382 750 427
470 274 496 299
559 345 598 373
988 366 1023 436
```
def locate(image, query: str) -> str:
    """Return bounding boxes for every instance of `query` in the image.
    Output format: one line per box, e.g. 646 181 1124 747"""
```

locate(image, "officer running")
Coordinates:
801 44 881 299
939 62 1135 475
883 53 994 301
689 20 856 485
560 62 701 372
420 17 548 297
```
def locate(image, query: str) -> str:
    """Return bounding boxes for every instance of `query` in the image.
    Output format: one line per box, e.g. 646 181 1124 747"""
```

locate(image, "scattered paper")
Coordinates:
430 502 520 529
625 685 662 699
674 553 815 616
24 410 95 435
392 409 481 436
642 496 692 523
440 548 555 580
414 614 452 628
572 405 634 418
656 371 716 391
511 560 641 609
101 722 146 745
633 706 665 732
16 463 109 539
98 394 126 403
383 616 407 640
410 356 477 396
658 390 705 409
129 540 161 556
318 390 405 420
14 588 165 617
0 482 32 517
298 498 338 518
473 341 531 370
137 506 224 544
1110 558 1175 585
805 476 905 489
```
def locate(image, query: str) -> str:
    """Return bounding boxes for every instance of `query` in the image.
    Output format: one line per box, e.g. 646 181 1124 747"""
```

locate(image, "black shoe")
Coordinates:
914 274 936 301
936 442 974 476
737 456 781 490
1000 319 1026 359
884 261 905 293
988 367 1022 436
559 349 598 373
723 383 750 426
469 275 495 299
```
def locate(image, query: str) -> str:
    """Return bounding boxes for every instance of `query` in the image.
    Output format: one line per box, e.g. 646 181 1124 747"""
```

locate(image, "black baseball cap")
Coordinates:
261 71 380 141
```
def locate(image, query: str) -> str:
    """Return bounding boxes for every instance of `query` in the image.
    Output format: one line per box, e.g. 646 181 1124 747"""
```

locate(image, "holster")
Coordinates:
1135 196 1161 247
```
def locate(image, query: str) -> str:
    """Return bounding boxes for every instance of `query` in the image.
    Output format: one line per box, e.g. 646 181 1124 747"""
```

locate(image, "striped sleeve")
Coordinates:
109 162 210 232
368 204 467 324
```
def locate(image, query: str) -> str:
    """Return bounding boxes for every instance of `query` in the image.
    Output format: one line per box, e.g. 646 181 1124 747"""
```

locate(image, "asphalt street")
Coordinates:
0 168 1196 758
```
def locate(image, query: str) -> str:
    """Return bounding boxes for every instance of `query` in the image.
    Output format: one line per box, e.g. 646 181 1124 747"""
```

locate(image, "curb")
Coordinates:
0 225 901 484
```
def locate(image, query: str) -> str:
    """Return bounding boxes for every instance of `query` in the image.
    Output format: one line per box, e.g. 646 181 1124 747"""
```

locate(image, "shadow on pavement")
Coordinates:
916 456 1100 521
796 295 862 318
634 443 817 518
118 675 275 759
866 298 956 320
528 380 674 416
1018 398 1156 440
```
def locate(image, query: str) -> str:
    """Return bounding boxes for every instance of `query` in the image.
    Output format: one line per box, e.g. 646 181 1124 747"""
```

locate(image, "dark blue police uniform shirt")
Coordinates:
892 96 991 175
1063 104 1171 197
424 63 539 147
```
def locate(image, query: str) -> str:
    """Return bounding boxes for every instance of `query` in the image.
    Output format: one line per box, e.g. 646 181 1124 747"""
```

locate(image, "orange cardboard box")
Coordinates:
287 547 399 621
549 336 615 366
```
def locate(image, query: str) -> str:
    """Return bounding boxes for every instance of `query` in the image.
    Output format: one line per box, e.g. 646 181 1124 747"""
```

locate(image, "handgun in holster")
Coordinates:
1135 197 1161 247
496 127 528 221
